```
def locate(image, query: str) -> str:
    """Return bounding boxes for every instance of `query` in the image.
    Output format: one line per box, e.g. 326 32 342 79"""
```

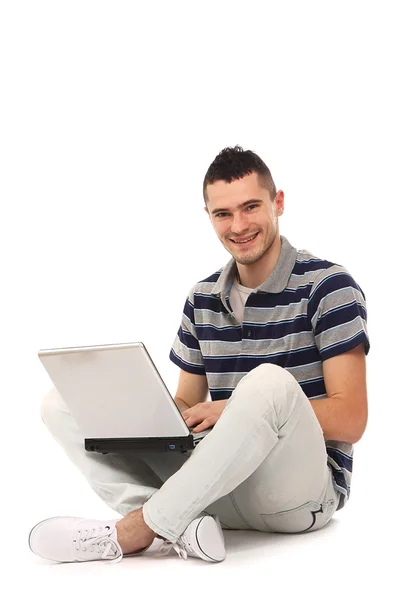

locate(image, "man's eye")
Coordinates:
246 204 257 211
215 213 228 218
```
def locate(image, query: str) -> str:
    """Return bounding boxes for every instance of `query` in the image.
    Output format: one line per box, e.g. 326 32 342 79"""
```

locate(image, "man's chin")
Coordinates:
228 248 263 265
234 255 261 265
225 243 269 265
224 232 277 265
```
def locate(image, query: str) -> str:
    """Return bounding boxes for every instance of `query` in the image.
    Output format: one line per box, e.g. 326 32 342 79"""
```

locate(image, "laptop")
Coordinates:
38 342 212 454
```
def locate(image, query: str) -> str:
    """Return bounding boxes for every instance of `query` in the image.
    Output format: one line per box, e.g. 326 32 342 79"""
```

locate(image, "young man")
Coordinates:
29 146 369 564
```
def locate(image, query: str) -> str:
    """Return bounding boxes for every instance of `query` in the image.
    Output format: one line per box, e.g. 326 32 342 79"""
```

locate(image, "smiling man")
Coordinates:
205 170 282 287
30 146 369 565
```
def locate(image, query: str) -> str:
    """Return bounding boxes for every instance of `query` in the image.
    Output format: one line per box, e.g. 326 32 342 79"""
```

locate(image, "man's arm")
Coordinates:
310 343 368 444
174 369 209 413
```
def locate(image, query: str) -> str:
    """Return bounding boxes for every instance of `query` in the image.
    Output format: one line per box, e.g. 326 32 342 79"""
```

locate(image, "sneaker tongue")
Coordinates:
98 538 118 559
78 523 117 550
79 529 121 561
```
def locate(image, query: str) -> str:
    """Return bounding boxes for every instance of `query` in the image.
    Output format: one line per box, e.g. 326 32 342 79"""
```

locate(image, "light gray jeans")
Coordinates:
41 363 341 544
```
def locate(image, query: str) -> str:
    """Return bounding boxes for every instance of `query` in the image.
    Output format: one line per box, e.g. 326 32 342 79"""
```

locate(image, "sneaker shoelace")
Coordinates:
75 525 123 564
156 534 192 560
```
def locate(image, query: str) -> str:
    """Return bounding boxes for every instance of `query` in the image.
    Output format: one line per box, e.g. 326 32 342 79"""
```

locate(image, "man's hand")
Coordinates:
182 400 228 433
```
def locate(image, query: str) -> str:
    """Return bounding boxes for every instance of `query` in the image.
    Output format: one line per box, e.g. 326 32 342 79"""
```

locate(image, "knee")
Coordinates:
246 363 296 391
232 363 300 415
40 387 66 429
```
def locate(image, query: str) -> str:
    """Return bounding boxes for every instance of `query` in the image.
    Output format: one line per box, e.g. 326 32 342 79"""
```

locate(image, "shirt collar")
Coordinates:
211 235 298 297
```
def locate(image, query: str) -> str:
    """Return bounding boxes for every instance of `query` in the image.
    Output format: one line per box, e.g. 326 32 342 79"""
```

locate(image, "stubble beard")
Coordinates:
225 228 277 265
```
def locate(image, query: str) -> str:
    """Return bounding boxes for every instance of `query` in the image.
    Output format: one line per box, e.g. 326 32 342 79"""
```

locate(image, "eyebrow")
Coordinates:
210 199 263 216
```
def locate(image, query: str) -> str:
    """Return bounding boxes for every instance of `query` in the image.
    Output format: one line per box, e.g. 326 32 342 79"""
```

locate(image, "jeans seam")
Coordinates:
229 491 253 528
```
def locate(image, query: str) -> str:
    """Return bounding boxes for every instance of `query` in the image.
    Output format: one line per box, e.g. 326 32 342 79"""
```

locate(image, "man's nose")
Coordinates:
230 212 248 234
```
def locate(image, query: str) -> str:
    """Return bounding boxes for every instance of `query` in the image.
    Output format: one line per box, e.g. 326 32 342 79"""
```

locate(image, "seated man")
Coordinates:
29 145 369 564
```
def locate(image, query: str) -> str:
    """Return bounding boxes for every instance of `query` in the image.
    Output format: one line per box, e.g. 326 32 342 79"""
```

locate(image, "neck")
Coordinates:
236 234 282 289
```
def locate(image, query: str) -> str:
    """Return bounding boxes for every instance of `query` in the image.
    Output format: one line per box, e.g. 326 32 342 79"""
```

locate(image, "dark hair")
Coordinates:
203 145 277 203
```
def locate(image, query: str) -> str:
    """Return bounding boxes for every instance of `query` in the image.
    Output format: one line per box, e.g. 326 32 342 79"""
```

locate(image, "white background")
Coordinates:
1 1 398 596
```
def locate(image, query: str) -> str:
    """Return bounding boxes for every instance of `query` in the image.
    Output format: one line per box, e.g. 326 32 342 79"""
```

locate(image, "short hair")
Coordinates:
203 145 277 203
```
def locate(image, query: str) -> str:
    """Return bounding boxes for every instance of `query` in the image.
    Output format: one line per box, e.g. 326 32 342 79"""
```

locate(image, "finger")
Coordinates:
190 419 204 428
192 419 209 433
195 418 213 432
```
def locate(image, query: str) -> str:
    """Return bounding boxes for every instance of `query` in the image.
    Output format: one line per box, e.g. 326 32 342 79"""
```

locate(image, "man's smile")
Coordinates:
229 232 259 246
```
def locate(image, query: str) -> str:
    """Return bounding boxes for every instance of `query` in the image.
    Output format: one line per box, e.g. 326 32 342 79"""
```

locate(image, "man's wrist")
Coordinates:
174 397 190 413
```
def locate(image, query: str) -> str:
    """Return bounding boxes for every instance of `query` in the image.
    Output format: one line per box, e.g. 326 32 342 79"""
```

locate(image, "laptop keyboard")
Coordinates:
191 427 212 439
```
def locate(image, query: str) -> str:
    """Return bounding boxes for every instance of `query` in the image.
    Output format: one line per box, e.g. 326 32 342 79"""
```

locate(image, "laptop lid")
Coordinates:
38 342 194 440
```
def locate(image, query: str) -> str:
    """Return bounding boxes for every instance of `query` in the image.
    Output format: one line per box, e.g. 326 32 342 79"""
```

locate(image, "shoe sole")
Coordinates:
195 515 226 562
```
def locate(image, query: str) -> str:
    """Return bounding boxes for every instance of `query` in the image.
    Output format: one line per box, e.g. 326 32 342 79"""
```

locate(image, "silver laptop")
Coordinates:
38 342 212 454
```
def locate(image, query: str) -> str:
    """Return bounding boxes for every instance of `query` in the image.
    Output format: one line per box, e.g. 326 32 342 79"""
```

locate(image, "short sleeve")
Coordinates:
169 287 206 375
308 266 370 361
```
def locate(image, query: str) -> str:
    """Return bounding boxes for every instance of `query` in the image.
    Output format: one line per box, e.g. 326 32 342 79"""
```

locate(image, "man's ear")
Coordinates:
274 190 285 217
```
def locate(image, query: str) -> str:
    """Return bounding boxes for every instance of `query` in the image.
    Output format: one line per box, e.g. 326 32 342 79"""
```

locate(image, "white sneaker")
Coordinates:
28 516 143 564
156 514 226 562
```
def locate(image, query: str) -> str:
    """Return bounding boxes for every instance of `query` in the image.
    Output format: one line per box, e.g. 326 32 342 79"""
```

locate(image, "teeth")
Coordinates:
233 234 257 244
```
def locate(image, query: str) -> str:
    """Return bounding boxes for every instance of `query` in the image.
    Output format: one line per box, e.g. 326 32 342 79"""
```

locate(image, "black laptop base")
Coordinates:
85 436 196 454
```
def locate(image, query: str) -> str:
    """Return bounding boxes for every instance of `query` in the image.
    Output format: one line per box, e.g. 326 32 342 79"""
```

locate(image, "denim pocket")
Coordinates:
260 499 336 534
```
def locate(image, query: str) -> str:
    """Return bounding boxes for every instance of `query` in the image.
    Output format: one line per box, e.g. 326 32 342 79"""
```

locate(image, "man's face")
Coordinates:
205 172 284 265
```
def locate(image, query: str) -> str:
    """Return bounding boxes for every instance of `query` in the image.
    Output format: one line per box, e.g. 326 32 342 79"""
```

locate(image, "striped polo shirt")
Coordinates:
170 235 370 510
